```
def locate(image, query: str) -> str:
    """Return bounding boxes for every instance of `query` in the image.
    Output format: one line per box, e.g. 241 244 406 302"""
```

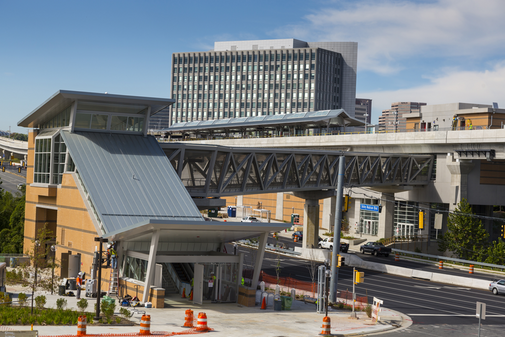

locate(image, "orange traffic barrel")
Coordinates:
183 309 194 328
320 316 331 335
395 253 399 261
77 315 86 336
196 312 208 331
469 265 474 274
140 314 151 335
439 261 443 269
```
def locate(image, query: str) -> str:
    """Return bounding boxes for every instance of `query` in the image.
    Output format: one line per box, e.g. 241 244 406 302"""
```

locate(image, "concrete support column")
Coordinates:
251 232 268 291
446 154 474 207
303 199 320 249
275 192 284 221
142 229 160 303
322 196 336 232
378 194 395 239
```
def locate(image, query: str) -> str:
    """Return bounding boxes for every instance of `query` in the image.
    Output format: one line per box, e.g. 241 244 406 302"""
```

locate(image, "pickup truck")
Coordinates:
318 237 349 253
360 242 391 257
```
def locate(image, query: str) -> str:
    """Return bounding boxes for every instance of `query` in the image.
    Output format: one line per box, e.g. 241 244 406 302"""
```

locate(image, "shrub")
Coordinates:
35 295 46 309
116 317 121 324
101 300 116 323
365 304 372 318
18 293 27 306
120 307 133 319
77 298 88 312
56 298 67 310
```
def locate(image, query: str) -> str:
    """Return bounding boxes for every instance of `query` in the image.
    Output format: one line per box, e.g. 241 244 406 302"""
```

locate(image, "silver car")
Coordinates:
241 216 260 223
489 279 505 295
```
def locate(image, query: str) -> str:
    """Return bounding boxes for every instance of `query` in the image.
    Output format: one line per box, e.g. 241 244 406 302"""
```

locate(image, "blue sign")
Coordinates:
360 204 379 212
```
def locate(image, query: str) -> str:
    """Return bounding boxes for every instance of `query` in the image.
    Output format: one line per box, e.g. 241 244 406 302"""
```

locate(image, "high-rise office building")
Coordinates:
170 39 357 125
378 102 426 132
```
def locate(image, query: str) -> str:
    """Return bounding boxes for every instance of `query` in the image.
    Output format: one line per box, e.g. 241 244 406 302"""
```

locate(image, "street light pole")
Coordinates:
94 237 108 322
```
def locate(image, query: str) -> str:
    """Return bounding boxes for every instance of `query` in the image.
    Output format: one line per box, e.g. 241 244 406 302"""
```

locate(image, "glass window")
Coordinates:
74 113 91 129
90 114 108 130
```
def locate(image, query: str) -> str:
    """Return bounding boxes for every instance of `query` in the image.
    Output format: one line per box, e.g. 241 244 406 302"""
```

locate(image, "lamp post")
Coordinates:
94 237 108 322
50 245 56 295
363 113 368 133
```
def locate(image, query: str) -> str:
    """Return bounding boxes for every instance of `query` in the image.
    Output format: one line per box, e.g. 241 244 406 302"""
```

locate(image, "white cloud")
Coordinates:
275 0 505 74
360 62 505 122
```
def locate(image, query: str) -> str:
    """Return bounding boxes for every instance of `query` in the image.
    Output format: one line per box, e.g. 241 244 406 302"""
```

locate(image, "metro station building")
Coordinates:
18 90 287 307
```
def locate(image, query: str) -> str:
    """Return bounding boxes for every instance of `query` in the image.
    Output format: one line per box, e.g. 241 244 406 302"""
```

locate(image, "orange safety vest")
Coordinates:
76 276 82 286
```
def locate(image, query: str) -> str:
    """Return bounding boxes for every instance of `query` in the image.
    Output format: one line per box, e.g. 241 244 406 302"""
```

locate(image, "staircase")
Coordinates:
161 263 178 294
108 268 118 296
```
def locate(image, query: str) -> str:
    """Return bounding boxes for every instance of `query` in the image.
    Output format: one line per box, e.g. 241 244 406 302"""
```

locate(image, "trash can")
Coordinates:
208 209 218 218
58 285 66 296
274 299 282 311
281 296 293 310
230 207 236 217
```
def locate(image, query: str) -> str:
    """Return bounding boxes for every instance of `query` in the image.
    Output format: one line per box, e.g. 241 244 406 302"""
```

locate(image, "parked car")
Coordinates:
489 279 505 295
241 216 261 223
360 242 391 257
17 183 25 190
291 231 303 240
318 237 349 252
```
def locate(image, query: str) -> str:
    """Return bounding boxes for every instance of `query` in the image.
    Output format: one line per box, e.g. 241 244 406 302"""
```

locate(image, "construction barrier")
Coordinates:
77 316 86 336
183 309 194 328
439 261 443 269
196 313 208 332
395 253 399 261
140 315 151 335
320 316 331 335
260 296 266 310
469 265 474 274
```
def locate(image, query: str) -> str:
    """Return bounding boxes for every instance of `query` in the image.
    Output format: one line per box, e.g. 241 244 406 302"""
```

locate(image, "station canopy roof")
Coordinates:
165 109 364 133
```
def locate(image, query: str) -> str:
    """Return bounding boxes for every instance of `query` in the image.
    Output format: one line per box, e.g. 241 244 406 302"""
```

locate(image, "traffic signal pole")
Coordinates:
94 237 108 321
329 155 345 303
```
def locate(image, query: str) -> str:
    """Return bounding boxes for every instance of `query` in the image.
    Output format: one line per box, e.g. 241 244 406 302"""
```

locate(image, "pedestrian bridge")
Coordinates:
161 143 435 198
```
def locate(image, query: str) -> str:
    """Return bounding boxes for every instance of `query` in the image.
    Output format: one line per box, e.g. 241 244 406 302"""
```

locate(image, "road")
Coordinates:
0 166 26 195
234 237 505 329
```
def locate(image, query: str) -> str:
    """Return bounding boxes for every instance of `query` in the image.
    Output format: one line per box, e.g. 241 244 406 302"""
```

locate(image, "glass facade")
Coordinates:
122 256 148 282
393 201 420 237
40 105 71 129
74 102 146 133
34 130 69 185
359 199 380 236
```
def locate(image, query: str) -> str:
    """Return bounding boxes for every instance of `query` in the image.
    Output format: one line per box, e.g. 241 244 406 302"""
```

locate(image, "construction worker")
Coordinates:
76 272 83 300
207 272 216 300
110 244 117 269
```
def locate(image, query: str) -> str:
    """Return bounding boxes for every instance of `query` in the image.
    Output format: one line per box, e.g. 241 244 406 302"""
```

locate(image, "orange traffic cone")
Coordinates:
260 296 266 310
182 288 186 298
189 290 193 301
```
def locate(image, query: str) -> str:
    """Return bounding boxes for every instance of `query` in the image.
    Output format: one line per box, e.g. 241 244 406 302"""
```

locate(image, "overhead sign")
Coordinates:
360 204 379 212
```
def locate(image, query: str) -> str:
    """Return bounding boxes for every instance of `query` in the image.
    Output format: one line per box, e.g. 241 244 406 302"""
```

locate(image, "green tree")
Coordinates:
482 238 505 265
438 199 489 260
19 225 58 314
0 179 25 254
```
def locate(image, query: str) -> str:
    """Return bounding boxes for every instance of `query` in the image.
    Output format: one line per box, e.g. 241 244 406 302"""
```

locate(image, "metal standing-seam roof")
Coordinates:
60 131 204 235
165 109 364 133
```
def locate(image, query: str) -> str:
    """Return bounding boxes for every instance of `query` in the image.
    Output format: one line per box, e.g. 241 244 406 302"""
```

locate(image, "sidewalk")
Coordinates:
2 285 412 336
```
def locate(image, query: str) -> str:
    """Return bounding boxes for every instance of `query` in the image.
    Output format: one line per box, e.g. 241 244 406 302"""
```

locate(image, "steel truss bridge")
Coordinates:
161 143 435 198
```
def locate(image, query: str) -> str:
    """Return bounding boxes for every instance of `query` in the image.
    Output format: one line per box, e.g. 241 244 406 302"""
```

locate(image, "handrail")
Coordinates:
165 262 191 293
393 248 505 271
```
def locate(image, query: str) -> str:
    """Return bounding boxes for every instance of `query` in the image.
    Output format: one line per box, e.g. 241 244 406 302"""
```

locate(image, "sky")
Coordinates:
1 0 504 134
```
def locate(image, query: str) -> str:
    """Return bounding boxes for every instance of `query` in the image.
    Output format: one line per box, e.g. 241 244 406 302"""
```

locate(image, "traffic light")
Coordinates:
337 254 345 267
419 211 424 229
355 271 365 283
343 195 350 212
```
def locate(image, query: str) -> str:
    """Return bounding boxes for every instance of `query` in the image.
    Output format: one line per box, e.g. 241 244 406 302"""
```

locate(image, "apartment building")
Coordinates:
378 102 427 132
